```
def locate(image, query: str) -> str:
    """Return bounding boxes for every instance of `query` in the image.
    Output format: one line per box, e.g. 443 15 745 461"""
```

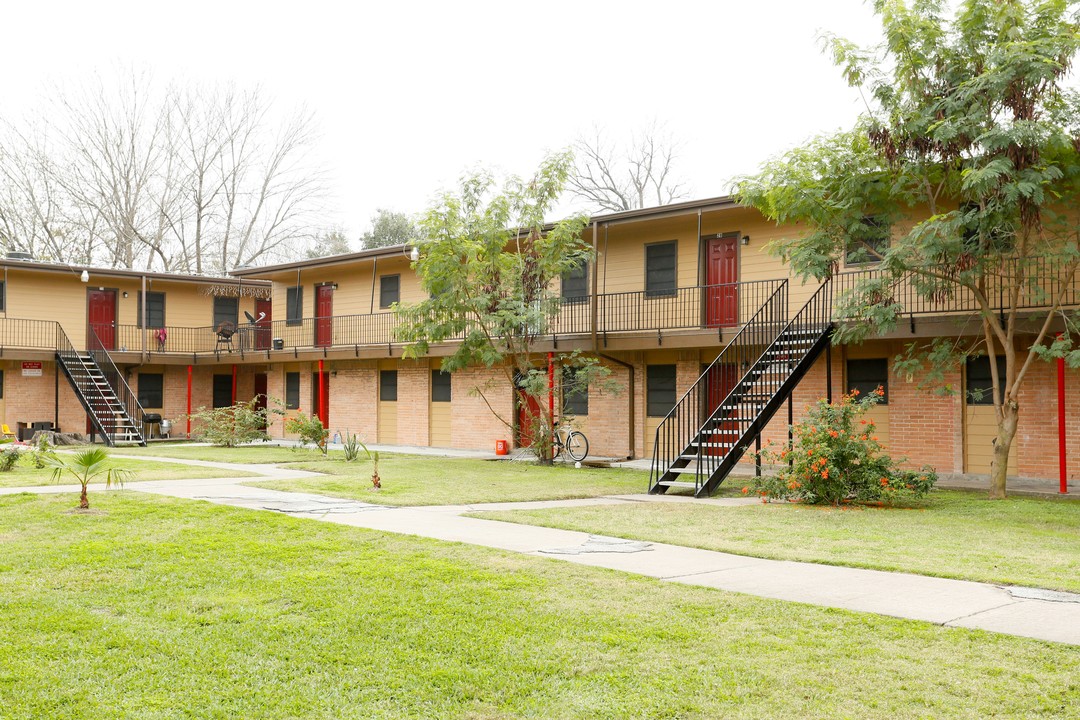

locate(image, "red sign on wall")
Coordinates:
21 361 42 377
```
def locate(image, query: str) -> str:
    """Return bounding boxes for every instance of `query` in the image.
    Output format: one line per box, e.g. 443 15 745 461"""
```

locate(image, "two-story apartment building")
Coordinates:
1 196 1076 494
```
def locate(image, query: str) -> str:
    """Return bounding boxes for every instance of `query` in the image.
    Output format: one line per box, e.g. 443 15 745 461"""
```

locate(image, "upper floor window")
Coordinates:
561 262 589 304
645 241 677 297
845 216 890 265
213 296 238 328
380 275 400 308
137 291 166 328
966 356 1006 406
286 286 303 326
0 281 6 312
847 358 888 404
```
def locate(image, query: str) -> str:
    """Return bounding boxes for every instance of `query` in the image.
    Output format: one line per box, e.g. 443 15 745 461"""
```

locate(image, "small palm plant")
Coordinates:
45 448 133 510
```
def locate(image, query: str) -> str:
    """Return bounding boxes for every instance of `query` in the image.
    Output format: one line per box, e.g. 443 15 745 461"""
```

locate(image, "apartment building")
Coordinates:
1 196 1076 494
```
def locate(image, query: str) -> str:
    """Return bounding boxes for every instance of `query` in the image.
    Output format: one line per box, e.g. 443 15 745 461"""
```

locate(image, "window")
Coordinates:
0 369 4 399
286 286 304 326
847 358 889 404
380 370 398 402
137 373 164 408
431 370 451 402
380 275 400 308
212 374 233 408
645 241 677 297
213 296 239 328
966 356 1006 406
137 291 166 328
561 262 589 303
845 216 890 265
646 364 677 417
562 367 588 416
285 372 300 409
0 281 6 312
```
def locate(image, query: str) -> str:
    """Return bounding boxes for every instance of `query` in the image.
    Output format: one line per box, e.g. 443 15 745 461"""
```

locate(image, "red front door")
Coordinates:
705 236 739 327
514 373 543 447
702 363 739 457
315 285 333 347
254 299 272 350
254 373 268 429
87 289 117 350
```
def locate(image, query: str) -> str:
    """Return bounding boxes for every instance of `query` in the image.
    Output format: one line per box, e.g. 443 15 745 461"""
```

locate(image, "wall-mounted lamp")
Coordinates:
741 235 751 246
122 291 129 298
80 270 89 283
408 246 420 262
331 283 339 290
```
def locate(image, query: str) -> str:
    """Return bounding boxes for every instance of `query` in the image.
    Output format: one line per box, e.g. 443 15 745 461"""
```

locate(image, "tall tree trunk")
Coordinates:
79 483 89 510
990 402 1019 500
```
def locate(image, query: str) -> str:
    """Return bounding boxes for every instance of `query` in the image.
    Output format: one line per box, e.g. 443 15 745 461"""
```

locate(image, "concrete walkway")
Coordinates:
5 453 1079 646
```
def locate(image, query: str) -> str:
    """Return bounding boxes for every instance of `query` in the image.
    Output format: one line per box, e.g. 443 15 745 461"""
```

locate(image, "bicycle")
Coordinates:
553 421 589 462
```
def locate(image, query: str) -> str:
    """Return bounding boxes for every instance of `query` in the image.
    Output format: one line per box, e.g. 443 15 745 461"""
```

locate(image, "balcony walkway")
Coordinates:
4 449 1078 646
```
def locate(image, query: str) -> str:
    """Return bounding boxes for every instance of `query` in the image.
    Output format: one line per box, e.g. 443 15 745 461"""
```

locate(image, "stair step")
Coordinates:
656 480 697 489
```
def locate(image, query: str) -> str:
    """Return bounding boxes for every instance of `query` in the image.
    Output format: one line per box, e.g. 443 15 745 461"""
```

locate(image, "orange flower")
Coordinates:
851 388 860 396
741 486 749 494
860 434 867 441
872 436 879 442
880 477 889 487
860 419 868 425
821 469 829 479
829 429 839 438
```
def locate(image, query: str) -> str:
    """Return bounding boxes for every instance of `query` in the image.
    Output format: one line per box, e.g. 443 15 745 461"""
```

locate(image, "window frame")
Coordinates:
561 261 589 304
844 215 890 266
285 372 300 410
645 240 678 297
286 286 304 327
846 358 889 404
137 291 166 329
212 374 233 409
380 370 398 402
0 280 6 312
965 356 1006 406
431 370 452 403
646 364 678 417
213 296 239 328
562 367 589 416
380 275 401 309
137 372 164 408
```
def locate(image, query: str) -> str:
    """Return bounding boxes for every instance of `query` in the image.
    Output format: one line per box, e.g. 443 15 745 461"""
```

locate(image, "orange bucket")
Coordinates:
495 439 509 455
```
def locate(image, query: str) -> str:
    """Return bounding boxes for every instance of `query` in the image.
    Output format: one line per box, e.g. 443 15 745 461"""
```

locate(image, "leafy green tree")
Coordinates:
736 0 1080 499
45 447 134 510
360 208 417 249
396 151 615 462
306 227 352 259
186 398 282 447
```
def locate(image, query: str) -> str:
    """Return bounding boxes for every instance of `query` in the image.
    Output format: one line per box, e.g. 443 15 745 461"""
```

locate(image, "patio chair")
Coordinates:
1 424 16 440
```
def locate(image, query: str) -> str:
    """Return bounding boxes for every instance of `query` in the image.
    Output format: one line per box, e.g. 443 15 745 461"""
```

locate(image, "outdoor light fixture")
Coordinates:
741 235 751 246
409 246 420 262
122 291 129 298
80 270 89 282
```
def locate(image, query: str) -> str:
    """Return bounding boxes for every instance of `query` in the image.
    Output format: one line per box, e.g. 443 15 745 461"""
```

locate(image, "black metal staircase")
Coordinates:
56 326 146 447
650 279 834 497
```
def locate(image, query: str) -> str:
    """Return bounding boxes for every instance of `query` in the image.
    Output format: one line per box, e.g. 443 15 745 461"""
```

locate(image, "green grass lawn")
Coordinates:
112 443 339 464
1 493 1076 719
474 489 1080 593
0 455 256 487
247 455 649 506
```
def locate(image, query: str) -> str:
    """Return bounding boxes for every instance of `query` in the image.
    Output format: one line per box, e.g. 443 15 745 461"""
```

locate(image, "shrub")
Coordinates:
186 399 279 447
342 433 364 462
0 446 20 472
30 436 56 469
750 389 936 506
285 413 328 455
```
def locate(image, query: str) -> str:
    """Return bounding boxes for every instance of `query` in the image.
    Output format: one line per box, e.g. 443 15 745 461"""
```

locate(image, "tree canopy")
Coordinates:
360 208 418 249
735 0 1080 498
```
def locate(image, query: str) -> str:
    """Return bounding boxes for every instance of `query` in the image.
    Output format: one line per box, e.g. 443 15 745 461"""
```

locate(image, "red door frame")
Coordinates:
315 284 333 347
87 288 118 350
703 235 739 327
254 298 272 350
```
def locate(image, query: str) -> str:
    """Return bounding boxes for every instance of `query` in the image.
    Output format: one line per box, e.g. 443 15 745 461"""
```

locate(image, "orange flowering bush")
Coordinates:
750 388 936 505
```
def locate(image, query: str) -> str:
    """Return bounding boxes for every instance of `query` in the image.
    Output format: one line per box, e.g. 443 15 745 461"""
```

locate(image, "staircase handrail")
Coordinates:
55 324 119 444
649 279 789 492
87 325 147 440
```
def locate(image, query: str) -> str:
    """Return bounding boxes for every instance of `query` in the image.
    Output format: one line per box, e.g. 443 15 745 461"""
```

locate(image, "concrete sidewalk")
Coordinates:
8 451 1078 646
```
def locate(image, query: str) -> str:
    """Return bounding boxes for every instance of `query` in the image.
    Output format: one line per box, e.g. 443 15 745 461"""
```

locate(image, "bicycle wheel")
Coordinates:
565 431 589 462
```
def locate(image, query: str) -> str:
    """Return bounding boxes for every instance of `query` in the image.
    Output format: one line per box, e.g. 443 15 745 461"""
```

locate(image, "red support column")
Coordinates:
1058 334 1067 494
231 364 238 405
318 359 326 426
186 365 193 438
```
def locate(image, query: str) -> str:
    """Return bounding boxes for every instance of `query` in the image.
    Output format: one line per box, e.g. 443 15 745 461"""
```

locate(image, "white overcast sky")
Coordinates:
0 1 882 241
